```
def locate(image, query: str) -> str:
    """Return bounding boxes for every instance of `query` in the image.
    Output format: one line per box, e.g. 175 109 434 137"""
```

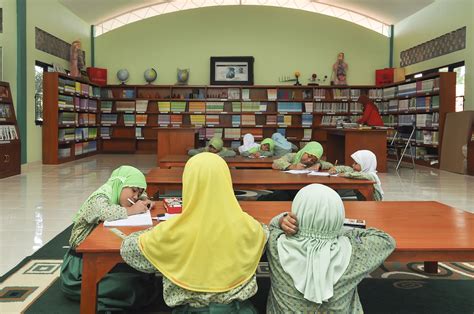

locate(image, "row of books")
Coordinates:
74 141 97 156
58 95 98 111
58 141 98 158
101 89 135 99
78 113 96 125
58 127 98 142
58 78 100 98
314 102 349 113
416 130 439 145
382 78 439 99
378 96 439 113
0 125 18 140
101 100 145 113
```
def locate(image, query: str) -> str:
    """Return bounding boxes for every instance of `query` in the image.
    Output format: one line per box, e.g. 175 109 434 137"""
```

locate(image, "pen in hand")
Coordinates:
334 160 338 167
127 198 136 205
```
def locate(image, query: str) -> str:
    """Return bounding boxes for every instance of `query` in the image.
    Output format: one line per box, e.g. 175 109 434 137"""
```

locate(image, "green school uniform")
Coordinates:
266 213 395 313
333 166 384 201
59 166 159 312
272 153 333 171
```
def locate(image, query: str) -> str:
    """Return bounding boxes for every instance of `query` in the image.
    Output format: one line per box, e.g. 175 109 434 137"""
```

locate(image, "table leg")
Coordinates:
80 253 122 314
423 261 438 274
358 186 374 201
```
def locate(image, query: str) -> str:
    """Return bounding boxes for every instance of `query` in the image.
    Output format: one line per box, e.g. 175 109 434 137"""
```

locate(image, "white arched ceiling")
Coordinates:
93 0 391 37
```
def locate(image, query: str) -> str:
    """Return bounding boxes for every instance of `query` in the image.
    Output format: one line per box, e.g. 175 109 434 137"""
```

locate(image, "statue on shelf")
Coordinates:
331 52 348 85
70 40 84 78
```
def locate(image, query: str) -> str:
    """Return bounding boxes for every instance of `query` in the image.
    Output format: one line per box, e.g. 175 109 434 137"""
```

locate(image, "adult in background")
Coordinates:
356 95 384 126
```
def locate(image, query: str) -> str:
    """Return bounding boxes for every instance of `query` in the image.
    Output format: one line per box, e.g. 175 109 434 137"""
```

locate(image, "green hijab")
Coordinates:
260 138 275 151
207 136 224 152
277 184 352 304
73 165 147 222
293 141 323 164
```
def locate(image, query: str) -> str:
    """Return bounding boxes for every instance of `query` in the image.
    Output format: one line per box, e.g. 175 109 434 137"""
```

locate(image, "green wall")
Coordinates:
25 0 90 163
96 6 389 86
0 0 18 112
394 0 473 109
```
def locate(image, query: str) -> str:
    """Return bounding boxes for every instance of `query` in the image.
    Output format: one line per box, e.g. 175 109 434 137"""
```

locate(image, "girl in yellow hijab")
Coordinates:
121 153 267 313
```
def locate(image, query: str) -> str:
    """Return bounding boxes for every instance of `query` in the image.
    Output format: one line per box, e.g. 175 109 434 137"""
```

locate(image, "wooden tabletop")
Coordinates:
77 201 474 262
324 128 389 134
159 155 278 168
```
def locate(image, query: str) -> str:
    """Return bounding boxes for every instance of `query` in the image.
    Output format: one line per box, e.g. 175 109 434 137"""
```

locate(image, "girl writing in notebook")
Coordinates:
121 153 268 313
60 165 158 312
266 184 395 312
328 150 384 200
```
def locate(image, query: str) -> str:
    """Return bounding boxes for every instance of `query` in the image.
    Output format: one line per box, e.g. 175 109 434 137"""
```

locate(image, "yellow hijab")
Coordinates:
139 153 266 292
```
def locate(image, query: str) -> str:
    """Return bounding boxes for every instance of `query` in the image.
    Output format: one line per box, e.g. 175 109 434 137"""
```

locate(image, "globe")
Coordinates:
177 68 189 84
117 69 129 84
144 68 158 84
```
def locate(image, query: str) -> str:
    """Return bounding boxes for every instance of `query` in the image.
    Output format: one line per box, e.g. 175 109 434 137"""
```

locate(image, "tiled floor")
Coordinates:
1 154 473 276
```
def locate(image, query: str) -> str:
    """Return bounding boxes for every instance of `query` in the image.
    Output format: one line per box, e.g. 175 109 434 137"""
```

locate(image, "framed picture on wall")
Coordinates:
210 56 254 85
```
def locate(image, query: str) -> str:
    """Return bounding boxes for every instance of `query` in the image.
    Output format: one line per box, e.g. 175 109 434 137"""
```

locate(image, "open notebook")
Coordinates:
104 211 153 227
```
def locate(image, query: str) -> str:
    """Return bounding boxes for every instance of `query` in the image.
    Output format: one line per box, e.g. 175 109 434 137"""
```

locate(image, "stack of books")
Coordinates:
101 114 118 125
302 114 313 127
368 88 383 100
59 112 77 125
232 115 241 126
170 115 183 126
158 102 171 113
136 114 147 126
225 128 240 139
190 115 205 126
158 115 171 125
232 102 242 112
206 102 224 112
171 102 186 113
116 101 135 112
58 95 74 110
350 89 361 100
101 101 113 113
58 128 75 142
206 115 220 126
124 114 135 125
135 100 148 113
277 115 292 127
266 115 277 125
241 115 256 126
88 99 98 112
333 89 350 100
382 86 397 99
189 102 206 113
277 102 302 112
304 102 313 113
397 83 416 97
313 89 326 100
100 127 111 138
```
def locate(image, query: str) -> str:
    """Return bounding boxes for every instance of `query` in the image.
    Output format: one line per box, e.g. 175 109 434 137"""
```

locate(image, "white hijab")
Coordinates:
238 133 259 153
351 150 384 196
277 184 352 304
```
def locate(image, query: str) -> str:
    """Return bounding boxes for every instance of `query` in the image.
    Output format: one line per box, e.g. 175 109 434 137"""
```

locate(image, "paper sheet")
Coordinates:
284 169 311 174
104 211 153 227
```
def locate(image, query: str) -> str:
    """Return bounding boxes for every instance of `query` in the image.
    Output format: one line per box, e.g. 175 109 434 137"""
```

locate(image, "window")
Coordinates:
406 61 465 111
35 61 52 125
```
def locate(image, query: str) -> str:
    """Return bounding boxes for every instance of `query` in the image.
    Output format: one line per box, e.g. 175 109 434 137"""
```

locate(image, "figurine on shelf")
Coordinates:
70 40 83 78
294 71 301 86
308 73 328 86
331 52 348 85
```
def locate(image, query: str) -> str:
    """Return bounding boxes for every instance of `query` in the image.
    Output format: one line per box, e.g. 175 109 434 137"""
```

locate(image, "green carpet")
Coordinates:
2 225 473 313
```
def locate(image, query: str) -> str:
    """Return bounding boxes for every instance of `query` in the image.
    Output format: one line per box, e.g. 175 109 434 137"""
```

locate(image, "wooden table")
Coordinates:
159 155 278 169
155 127 199 165
146 168 376 200
77 201 474 314
325 128 388 172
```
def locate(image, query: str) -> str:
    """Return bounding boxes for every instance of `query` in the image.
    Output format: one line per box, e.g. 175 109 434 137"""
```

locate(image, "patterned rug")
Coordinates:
1 226 473 313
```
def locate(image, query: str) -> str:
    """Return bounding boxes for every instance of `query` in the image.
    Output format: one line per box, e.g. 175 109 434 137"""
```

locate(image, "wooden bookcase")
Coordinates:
42 72 101 164
0 81 21 178
98 84 377 154
378 72 455 168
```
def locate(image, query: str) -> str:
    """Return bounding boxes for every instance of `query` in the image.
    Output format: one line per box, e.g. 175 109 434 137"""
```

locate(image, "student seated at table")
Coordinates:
267 184 395 313
188 136 236 157
272 141 332 171
121 153 268 313
59 166 159 312
271 132 298 157
240 138 275 158
328 150 384 201
238 133 259 155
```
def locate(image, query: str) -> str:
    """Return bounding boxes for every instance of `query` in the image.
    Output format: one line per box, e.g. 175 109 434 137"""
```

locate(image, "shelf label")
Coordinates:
101 136 111 139
137 137 145 140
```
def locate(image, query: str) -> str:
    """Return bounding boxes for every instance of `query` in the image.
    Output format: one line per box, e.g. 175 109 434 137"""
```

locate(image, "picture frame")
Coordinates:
210 56 254 85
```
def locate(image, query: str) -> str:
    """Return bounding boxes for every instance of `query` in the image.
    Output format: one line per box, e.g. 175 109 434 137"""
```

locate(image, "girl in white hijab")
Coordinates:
328 150 384 201
266 184 395 313
238 133 260 154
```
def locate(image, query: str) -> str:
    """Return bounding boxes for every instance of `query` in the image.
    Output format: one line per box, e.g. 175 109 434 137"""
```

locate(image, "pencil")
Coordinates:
334 160 338 166
127 198 136 205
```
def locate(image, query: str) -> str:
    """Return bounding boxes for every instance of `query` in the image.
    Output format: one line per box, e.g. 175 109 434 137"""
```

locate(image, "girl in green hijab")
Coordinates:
266 184 395 312
60 166 159 312
272 141 333 171
240 138 275 158
188 136 237 157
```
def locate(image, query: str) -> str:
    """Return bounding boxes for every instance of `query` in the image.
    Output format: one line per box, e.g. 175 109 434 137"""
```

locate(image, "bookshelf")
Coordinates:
377 72 455 167
98 84 375 153
42 72 101 164
0 81 21 178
